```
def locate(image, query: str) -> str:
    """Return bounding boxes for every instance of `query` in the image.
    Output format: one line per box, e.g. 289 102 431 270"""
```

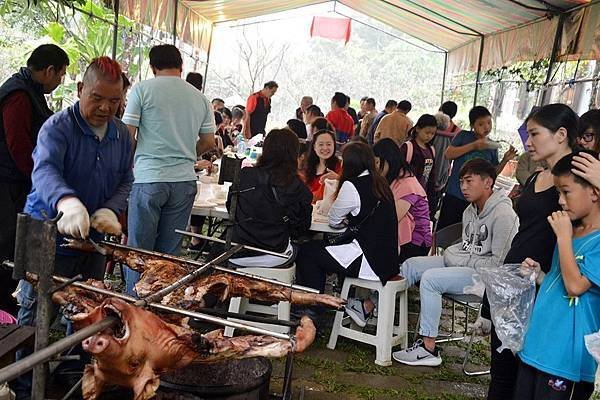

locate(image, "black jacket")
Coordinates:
0 67 53 182
348 175 399 285
227 167 312 255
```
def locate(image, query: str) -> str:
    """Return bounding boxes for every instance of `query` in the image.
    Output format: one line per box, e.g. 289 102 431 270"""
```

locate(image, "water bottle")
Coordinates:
236 133 246 155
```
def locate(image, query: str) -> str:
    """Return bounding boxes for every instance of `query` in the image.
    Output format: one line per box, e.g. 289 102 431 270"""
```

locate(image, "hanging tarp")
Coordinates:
447 17 559 76
119 0 213 53
310 16 351 43
558 1 600 61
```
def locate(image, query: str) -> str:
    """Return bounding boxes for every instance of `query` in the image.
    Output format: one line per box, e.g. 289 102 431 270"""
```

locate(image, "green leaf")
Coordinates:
45 21 65 42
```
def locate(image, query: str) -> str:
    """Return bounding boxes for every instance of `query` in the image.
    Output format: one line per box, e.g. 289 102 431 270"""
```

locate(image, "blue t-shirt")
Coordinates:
445 130 499 200
519 230 600 382
122 76 215 184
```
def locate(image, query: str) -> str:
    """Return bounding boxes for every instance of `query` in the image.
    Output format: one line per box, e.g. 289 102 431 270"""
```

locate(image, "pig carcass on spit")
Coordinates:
53 285 316 400
63 239 346 311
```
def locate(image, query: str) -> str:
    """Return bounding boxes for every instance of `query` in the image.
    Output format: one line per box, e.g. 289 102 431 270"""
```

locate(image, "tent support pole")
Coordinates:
441 52 448 106
540 13 565 105
111 0 119 59
202 25 214 93
172 0 178 44
473 36 485 107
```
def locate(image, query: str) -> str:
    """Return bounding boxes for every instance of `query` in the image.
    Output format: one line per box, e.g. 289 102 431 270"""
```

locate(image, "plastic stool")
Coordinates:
327 276 408 366
224 263 295 336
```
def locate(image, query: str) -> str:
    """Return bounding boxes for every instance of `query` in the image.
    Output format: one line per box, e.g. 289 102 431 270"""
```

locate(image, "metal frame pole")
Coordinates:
111 0 119 59
473 35 485 107
441 51 448 106
540 13 566 105
172 0 178 45
202 24 214 93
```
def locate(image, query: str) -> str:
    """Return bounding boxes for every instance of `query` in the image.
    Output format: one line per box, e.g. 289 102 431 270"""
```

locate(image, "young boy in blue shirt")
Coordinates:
516 150 600 400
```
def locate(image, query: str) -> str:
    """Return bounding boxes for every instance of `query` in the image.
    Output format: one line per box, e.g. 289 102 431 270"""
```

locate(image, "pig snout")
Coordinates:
83 334 110 354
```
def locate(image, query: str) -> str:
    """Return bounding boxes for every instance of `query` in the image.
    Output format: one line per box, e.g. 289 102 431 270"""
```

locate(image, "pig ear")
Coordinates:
82 364 105 400
132 366 160 400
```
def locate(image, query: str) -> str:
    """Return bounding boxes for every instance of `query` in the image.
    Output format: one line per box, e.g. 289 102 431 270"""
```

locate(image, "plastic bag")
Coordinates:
315 178 338 216
584 331 600 364
480 263 536 354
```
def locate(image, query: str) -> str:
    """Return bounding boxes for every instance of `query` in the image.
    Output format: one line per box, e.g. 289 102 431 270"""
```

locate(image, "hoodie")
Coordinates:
444 191 519 272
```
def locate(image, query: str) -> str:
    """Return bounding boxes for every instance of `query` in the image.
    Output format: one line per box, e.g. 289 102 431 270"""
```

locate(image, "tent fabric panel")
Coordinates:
388 0 544 35
482 17 558 70
177 6 214 52
558 1 600 61
339 0 467 49
447 17 558 75
179 0 328 23
447 40 481 76
119 0 213 52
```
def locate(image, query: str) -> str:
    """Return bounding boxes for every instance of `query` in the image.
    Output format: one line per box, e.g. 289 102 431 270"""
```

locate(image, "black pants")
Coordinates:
0 181 30 316
487 321 520 399
399 242 431 264
436 194 469 231
295 240 362 293
513 360 594 400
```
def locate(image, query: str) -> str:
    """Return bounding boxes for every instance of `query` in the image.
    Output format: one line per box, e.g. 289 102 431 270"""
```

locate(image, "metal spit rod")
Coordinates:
0 316 118 385
99 240 320 294
175 229 289 258
52 275 292 340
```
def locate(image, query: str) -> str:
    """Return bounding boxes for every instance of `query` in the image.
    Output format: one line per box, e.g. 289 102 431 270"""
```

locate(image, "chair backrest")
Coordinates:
434 222 463 252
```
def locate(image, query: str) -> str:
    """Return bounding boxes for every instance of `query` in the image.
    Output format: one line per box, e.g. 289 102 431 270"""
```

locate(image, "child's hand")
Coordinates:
572 152 600 189
520 258 544 283
195 159 212 171
548 210 573 240
502 145 518 163
473 138 491 151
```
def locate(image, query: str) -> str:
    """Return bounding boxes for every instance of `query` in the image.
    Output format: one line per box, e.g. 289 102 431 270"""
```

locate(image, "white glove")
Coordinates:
90 208 122 236
57 197 90 239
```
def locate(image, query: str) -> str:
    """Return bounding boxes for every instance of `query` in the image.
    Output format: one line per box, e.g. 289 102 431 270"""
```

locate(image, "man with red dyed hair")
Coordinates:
14 57 134 397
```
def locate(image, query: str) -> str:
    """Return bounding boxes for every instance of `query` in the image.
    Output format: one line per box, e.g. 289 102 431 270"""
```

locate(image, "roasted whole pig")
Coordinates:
63 239 345 310
53 289 316 400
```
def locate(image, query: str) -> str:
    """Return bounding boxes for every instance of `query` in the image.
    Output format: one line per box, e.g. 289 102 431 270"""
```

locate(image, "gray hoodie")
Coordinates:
444 191 519 271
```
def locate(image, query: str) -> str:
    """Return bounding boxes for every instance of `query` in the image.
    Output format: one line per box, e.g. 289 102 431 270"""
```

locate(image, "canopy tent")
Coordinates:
115 0 600 103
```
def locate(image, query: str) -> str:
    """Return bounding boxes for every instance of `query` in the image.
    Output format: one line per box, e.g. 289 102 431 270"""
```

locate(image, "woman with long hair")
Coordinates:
295 142 400 324
374 138 432 263
486 103 579 400
227 128 312 268
342 139 432 327
300 129 341 202
402 114 438 213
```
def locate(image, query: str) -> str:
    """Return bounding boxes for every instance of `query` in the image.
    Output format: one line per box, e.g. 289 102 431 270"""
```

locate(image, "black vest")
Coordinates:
0 68 53 182
249 93 270 137
348 175 399 285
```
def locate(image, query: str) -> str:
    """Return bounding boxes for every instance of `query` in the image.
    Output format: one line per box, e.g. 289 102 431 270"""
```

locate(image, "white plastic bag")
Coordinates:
315 178 338 216
585 331 600 363
480 263 536 354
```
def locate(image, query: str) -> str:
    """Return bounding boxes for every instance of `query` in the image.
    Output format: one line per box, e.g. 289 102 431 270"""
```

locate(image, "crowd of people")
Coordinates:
2 41 600 400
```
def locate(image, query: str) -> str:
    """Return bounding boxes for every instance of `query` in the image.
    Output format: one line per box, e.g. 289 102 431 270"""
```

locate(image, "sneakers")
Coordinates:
392 339 442 367
345 298 370 328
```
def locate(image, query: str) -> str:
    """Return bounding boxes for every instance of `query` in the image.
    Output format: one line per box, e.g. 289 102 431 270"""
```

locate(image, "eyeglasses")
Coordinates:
578 132 595 143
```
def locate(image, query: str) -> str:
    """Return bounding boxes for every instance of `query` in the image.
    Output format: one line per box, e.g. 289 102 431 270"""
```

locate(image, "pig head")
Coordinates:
74 298 209 400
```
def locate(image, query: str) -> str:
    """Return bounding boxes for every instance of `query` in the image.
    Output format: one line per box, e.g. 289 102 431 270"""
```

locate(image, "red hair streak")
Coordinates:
91 56 122 81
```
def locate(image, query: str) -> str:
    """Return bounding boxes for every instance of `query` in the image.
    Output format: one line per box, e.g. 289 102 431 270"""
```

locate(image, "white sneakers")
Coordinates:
392 339 442 367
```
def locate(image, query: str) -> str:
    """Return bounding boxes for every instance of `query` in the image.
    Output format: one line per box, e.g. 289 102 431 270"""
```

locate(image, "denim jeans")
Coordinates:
125 181 197 296
401 256 475 338
14 252 105 399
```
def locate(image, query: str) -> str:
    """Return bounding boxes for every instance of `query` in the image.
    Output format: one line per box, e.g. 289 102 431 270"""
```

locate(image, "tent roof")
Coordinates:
180 0 590 51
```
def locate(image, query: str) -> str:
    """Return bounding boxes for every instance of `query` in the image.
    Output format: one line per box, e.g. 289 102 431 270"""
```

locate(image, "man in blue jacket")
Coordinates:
13 56 133 399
